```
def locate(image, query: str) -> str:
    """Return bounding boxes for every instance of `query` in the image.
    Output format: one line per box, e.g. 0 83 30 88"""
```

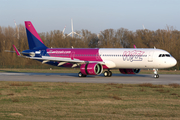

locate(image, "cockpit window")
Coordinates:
166 54 170 57
158 54 171 57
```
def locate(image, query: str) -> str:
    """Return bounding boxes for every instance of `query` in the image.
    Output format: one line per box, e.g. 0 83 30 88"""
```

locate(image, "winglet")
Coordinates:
13 45 21 56
133 45 137 48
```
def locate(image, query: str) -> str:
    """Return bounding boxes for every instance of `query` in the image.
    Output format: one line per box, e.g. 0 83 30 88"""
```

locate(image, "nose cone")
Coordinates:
171 57 177 67
162 57 177 68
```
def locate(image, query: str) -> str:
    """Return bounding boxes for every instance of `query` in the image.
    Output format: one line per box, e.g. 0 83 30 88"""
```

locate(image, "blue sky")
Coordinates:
0 0 179 34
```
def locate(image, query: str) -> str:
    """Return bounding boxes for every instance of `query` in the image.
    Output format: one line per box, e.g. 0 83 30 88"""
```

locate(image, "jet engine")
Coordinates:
119 69 141 74
80 63 103 75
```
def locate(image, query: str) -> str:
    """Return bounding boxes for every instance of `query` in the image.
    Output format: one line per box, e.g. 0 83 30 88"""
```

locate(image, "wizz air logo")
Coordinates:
123 50 145 62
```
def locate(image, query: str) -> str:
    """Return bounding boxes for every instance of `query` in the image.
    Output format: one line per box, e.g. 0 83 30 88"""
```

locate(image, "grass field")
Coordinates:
0 81 180 119
0 68 179 74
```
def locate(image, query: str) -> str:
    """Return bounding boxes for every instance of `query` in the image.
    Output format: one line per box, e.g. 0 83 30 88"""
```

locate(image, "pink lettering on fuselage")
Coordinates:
123 50 145 62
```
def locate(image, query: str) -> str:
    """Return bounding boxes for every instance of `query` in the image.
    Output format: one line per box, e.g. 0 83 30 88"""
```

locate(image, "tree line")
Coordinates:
0 24 179 69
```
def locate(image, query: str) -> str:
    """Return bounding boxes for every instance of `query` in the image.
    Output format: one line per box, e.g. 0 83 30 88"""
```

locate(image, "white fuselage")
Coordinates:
99 48 177 69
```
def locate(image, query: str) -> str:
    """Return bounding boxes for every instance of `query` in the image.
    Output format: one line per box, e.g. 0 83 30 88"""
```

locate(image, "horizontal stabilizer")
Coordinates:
13 45 21 56
4 50 16 53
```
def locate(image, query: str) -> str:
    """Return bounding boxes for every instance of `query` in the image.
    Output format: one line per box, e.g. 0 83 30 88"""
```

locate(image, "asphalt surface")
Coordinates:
0 72 180 84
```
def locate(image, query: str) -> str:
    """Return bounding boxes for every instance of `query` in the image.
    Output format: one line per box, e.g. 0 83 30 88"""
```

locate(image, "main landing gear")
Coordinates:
104 70 112 77
153 69 159 78
78 72 86 77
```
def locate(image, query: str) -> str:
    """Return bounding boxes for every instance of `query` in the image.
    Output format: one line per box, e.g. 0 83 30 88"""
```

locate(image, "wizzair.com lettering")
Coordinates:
47 51 71 54
123 50 145 62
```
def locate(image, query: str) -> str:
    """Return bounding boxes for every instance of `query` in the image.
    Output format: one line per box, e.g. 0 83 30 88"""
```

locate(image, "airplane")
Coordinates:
12 21 177 78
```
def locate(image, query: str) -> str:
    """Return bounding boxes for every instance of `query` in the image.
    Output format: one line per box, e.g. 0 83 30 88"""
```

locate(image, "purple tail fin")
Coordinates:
25 21 47 50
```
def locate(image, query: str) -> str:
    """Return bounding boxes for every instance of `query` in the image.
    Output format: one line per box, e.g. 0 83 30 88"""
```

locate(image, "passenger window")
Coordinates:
159 54 162 57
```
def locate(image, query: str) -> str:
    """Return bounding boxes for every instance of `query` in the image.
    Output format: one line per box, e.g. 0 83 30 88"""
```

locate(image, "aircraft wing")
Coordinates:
29 56 105 66
29 56 84 63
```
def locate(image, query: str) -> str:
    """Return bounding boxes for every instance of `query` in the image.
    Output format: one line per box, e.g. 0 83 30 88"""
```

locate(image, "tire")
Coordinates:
154 74 159 78
108 71 112 77
78 72 82 77
78 72 87 77
104 71 108 77
82 74 87 77
156 74 159 78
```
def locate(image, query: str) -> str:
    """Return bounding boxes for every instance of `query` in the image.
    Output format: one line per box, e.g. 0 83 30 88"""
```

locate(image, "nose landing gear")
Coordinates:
153 69 159 78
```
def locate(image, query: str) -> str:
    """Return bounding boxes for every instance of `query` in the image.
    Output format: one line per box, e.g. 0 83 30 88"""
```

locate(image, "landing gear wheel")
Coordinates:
104 71 112 77
78 72 86 77
153 69 159 78
108 71 112 77
78 72 82 77
104 71 109 77
154 74 159 78
82 74 87 77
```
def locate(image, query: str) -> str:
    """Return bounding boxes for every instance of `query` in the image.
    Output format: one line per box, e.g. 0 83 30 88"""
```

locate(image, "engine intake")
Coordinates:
119 69 141 74
80 63 103 75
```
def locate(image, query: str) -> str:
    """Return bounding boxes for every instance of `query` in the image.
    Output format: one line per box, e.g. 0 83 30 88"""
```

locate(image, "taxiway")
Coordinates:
0 73 180 84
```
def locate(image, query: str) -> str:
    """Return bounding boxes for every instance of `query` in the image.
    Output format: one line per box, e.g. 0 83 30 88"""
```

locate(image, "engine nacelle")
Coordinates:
80 63 103 75
119 69 141 74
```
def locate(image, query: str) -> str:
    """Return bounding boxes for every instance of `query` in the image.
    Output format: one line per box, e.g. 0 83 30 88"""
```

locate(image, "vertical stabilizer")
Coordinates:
25 21 47 50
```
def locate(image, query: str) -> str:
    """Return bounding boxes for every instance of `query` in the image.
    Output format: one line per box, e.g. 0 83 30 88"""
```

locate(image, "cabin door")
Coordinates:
71 52 75 60
148 51 154 62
